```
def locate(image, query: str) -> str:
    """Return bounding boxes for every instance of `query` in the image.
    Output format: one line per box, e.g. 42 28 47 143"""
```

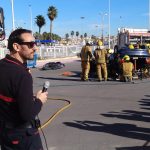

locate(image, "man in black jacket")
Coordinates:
0 29 48 150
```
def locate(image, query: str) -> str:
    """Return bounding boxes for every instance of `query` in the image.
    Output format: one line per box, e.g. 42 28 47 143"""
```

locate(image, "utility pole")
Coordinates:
100 13 107 43
29 5 33 32
108 0 111 49
10 0 15 30
149 0 150 30
80 16 85 35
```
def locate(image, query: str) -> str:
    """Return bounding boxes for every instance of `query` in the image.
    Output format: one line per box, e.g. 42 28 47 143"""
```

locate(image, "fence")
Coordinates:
0 45 97 62
37 45 82 59
0 47 9 59
0 45 83 60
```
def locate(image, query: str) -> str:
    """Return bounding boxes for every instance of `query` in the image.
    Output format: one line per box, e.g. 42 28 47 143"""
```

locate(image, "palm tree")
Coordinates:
80 35 83 39
65 33 69 44
84 33 87 38
71 31 74 39
33 32 39 39
47 6 58 40
65 33 69 40
35 15 46 34
76 31 79 39
42 32 49 40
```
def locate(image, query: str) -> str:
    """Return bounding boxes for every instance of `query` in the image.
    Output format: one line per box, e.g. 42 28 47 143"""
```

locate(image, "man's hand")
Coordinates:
36 90 48 104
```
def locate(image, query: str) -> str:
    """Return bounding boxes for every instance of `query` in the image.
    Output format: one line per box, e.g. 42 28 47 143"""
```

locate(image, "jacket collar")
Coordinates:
5 54 27 69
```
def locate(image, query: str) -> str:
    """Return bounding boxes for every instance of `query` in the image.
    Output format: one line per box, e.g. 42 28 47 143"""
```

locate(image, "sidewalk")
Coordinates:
36 56 80 67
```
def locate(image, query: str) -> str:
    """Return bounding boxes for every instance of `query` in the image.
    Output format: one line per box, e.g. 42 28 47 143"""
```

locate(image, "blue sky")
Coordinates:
0 0 149 38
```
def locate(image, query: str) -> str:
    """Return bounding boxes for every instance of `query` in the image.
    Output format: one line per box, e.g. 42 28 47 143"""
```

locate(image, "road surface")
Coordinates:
31 58 150 150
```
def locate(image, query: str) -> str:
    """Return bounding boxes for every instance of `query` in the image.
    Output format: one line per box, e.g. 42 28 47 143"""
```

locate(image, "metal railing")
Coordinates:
0 45 98 60
37 45 82 59
0 45 83 60
0 47 9 59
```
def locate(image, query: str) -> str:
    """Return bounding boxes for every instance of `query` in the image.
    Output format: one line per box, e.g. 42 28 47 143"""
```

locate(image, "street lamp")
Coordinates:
119 16 122 27
95 25 99 37
146 0 150 31
108 0 111 49
29 5 33 32
80 16 85 35
10 0 15 30
16 20 26 28
99 13 107 43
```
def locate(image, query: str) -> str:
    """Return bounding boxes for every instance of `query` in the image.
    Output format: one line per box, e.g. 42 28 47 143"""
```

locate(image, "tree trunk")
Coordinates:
50 20 53 46
39 27 41 34
50 20 53 40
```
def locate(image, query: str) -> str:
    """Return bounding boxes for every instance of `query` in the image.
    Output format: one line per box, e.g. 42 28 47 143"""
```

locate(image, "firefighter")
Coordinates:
145 43 150 49
93 40 108 81
120 55 134 82
80 41 93 81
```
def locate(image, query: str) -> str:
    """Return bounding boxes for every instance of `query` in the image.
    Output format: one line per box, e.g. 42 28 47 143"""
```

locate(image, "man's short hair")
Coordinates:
7 28 32 51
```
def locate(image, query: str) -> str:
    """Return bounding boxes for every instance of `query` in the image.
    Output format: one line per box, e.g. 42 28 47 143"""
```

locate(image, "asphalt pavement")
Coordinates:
31 57 150 150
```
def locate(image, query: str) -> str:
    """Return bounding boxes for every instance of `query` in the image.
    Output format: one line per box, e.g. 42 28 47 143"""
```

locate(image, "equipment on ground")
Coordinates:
41 62 65 70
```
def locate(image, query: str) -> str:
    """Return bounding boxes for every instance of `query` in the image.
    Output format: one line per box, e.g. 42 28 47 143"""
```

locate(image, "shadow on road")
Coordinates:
37 76 80 82
64 96 150 148
139 96 150 110
101 110 150 123
69 71 81 77
116 145 150 150
139 99 150 106
63 120 150 141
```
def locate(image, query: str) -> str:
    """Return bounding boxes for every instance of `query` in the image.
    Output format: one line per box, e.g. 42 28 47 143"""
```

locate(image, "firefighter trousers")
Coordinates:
96 63 107 81
81 61 90 80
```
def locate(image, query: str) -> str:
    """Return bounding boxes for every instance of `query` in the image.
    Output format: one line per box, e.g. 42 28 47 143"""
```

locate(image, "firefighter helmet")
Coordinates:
123 55 130 61
128 44 134 49
97 40 103 46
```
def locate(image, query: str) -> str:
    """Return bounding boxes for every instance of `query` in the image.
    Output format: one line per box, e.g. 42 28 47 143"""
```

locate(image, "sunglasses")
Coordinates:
18 41 37 48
